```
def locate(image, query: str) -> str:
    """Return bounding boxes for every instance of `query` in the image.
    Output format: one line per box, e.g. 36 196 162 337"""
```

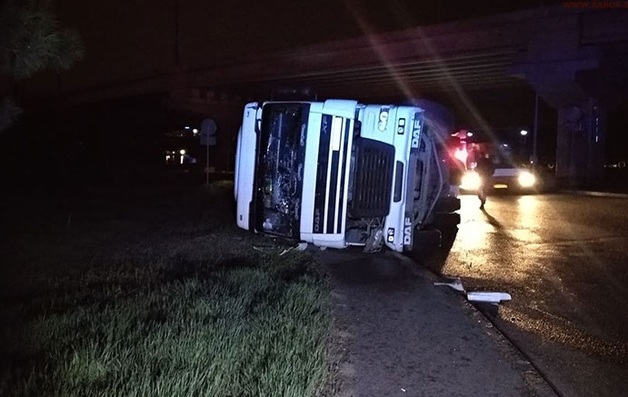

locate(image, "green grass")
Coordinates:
0 181 331 397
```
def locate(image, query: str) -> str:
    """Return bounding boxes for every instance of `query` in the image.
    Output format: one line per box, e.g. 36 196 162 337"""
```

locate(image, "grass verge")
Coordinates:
0 181 331 397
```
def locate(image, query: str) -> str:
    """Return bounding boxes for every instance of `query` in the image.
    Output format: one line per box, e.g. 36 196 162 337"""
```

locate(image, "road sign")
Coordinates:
200 118 217 146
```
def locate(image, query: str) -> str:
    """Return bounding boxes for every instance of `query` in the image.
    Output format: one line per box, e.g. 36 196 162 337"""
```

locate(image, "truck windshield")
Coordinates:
255 103 309 238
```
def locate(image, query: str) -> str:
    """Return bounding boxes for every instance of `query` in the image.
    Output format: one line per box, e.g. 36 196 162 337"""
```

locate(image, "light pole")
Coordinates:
520 129 528 163
531 93 539 164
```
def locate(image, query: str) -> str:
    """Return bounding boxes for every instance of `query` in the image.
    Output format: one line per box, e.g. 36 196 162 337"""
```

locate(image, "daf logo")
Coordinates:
403 216 413 245
378 108 389 132
314 208 321 233
411 128 421 149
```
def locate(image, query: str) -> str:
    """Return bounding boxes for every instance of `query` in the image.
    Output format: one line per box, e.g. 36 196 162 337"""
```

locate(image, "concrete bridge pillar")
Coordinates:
510 10 617 188
555 99 606 188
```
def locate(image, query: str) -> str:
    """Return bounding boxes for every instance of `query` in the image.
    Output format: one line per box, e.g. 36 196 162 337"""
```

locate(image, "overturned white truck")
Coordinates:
234 99 460 252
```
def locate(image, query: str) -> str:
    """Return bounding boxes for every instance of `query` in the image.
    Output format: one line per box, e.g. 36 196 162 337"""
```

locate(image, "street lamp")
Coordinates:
519 129 529 163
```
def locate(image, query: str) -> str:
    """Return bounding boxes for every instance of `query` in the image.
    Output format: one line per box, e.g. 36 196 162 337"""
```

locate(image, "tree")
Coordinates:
0 0 84 132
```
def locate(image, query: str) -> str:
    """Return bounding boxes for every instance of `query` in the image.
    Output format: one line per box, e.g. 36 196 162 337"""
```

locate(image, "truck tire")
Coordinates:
434 196 461 213
432 212 460 249
433 212 460 230
411 227 442 254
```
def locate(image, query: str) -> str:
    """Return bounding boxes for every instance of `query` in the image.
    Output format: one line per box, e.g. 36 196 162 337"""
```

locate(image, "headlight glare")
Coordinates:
460 171 481 191
518 171 536 188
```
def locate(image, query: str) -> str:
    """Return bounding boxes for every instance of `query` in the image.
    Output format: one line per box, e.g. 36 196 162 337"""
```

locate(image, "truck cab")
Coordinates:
234 99 460 252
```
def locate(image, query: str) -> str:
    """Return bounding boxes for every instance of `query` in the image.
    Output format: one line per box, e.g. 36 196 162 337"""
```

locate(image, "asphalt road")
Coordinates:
415 192 628 397
318 247 555 397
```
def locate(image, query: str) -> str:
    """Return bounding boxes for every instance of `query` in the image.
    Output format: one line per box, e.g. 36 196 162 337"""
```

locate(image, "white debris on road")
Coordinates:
434 277 466 292
434 278 512 305
466 291 512 304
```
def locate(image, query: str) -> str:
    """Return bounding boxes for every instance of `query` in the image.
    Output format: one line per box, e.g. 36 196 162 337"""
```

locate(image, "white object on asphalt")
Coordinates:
466 291 512 303
434 277 465 292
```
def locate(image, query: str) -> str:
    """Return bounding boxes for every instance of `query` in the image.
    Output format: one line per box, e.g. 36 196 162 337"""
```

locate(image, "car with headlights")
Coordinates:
458 141 540 194
460 166 537 193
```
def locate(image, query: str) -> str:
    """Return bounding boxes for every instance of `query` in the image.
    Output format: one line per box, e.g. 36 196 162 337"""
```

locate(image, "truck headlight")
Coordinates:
518 170 536 188
460 171 481 191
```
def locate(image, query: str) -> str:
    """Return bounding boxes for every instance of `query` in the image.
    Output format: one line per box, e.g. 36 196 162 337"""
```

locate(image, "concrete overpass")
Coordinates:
49 5 628 187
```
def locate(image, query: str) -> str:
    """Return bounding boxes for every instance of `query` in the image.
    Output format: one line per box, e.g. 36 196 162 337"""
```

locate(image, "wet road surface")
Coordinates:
416 192 628 397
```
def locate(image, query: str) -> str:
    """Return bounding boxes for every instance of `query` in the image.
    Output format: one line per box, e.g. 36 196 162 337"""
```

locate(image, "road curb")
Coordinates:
560 190 628 198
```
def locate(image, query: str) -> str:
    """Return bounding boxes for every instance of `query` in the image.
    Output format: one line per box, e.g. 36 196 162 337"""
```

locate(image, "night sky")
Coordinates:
46 0 563 132
4 0 627 185
44 0 552 92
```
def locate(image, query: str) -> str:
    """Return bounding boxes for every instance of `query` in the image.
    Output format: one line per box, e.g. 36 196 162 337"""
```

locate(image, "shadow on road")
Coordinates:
403 223 459 276
315 247 419 293
480 208 504 230
313 218 462 289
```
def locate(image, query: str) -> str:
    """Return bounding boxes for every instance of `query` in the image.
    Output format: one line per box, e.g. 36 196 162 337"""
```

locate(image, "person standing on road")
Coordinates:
475 152 495 209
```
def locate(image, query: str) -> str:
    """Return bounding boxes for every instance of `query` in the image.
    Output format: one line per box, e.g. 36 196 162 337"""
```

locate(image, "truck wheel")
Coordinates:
411 227 442 254
434 196 461 213
422 213 457 251
433 212 460 231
